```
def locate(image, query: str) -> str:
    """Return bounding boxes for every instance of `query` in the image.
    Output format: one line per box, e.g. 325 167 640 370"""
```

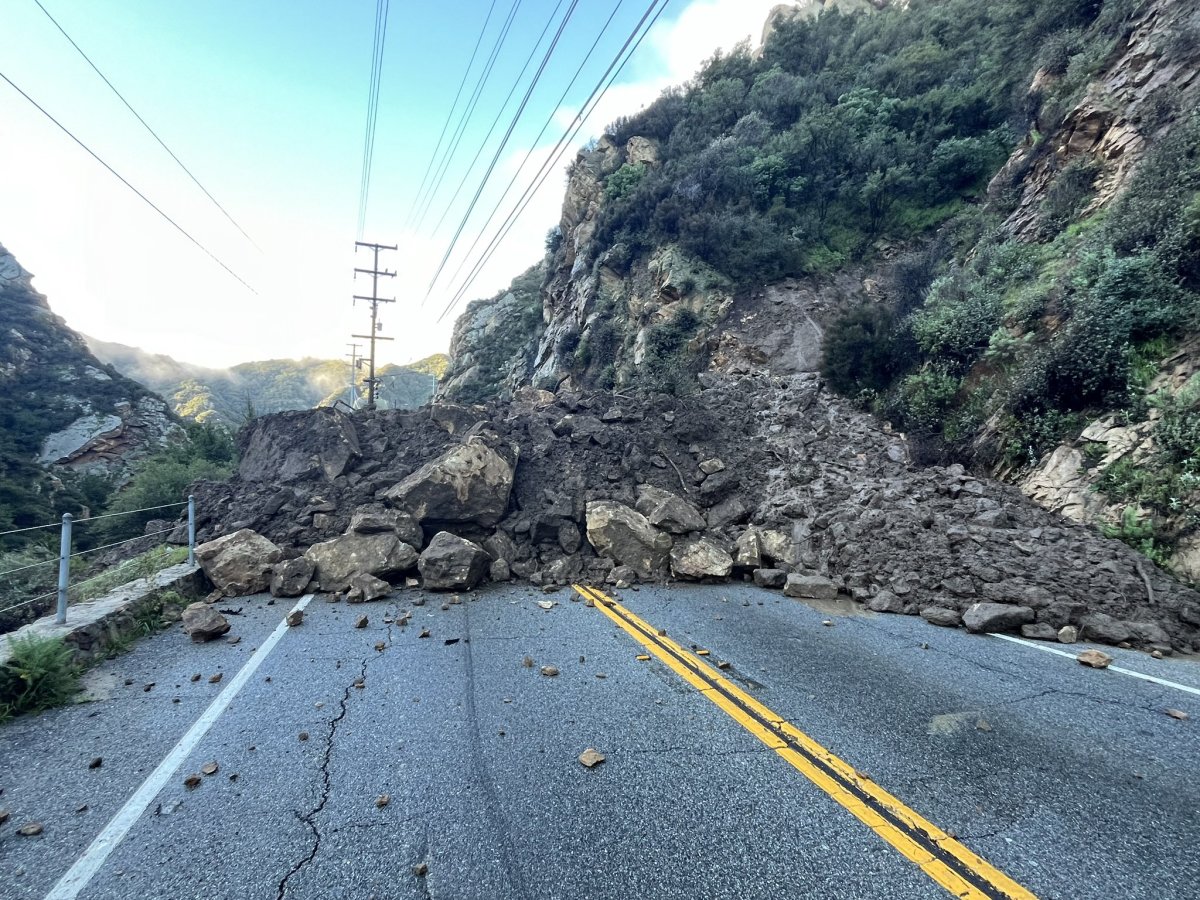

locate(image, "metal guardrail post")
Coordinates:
56 513 72 625
187 495 196 566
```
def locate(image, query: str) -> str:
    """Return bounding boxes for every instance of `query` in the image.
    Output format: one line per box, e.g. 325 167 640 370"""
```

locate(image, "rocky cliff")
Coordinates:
441 0 1200 585
0 243 182 530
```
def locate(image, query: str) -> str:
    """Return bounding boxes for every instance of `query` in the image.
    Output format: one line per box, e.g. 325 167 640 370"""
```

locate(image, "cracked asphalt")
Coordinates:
1 582 1197 900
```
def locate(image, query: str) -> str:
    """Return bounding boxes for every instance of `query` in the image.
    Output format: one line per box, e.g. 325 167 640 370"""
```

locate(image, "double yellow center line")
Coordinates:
573 585 1038 900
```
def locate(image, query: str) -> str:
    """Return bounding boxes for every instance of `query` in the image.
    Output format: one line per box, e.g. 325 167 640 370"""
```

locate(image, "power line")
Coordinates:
32 0 259 250
0 69 257 294
412 0 524 231
437 0 673 323
357 0 391 238
428 0 569 237
423 0 583 300
405 0 501 228
437 0 629 297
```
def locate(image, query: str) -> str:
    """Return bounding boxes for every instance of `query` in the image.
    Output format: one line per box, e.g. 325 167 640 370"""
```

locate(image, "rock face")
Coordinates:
195 530 283 596
383 439 515 527
585 501 672 580
181 603 230 641
304 533 418 592
418 532 490 591
670 537 734 580
0 242 183 489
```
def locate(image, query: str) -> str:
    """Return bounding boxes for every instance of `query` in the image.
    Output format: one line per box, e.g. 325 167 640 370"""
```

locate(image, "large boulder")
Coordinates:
195 529 283 596
670 537 734 579
418 532 490 591
270 557 315 598
346 573 392 602
734 530 763 569
304 533 418 592
382 439 514 527
635 485 706 534
963 602 1035 634
784 574 839 601
347 505 424 549
181 603 230 641
759 530 797 568
238 408 360 483
585 501 672 580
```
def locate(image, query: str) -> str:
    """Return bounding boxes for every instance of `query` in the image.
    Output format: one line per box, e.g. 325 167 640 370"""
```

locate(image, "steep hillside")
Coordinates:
443 0 1200 583
87 336 448 427
0 243 182 533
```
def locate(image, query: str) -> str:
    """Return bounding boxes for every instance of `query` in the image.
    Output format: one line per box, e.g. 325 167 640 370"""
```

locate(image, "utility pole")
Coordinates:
352 240 397 410
345 342 362 407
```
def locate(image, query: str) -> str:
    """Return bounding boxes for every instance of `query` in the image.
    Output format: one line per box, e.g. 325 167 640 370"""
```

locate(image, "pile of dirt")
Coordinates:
187 372 1200 653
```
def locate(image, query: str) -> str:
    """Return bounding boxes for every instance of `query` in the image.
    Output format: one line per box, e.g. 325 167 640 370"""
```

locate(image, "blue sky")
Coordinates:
0 0 784 367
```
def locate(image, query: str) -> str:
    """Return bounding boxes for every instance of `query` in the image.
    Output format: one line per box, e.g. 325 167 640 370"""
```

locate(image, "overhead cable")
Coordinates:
437 0 673 322
357 0 391 238
437 0 628 298
423 0 583 300
405 0 501 228
429 0 570 237
0 70 257 293
411 0 525 230
33 0 259 249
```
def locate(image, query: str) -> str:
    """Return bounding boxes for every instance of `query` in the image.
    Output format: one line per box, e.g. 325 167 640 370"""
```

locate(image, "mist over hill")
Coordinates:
85 336 448 428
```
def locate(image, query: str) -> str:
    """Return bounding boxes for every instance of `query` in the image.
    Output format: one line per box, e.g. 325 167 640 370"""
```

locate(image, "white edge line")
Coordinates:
44 594 315 900
990 632 1200 698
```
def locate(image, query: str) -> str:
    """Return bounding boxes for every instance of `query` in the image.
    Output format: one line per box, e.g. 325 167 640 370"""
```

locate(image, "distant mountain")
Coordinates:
85 337 448 428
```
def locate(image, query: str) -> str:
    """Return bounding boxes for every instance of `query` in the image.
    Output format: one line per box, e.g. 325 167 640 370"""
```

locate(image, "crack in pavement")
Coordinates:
276 604 398 899
993 686 1161 715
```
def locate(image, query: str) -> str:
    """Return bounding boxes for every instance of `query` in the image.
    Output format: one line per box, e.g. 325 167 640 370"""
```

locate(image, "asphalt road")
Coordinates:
1 582 1196 900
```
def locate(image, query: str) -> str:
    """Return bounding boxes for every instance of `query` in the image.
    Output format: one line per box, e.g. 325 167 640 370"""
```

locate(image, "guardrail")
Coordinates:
0 496 196 624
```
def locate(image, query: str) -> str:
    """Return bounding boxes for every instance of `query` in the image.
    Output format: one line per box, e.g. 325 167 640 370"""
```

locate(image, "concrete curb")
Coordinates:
0 563 206 666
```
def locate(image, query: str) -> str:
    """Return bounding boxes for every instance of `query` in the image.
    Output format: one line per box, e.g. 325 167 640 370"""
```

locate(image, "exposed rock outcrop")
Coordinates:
0 242 183 488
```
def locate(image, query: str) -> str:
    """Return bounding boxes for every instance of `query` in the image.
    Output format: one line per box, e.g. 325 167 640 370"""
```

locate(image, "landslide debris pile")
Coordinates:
189 373 1200 653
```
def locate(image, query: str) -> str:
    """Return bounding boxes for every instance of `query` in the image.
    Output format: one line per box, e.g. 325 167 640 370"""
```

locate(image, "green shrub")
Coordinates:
0 634 80 721
1102 506 1172 567
820 304 907 395
911 275 1003 369
888 367 960 434
640 307 703 395
1040 158 1100 235
604 163 648 203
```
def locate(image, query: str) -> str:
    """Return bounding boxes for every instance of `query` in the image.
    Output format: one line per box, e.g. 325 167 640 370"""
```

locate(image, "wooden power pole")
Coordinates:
345 342 362 407
352 241 397 410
